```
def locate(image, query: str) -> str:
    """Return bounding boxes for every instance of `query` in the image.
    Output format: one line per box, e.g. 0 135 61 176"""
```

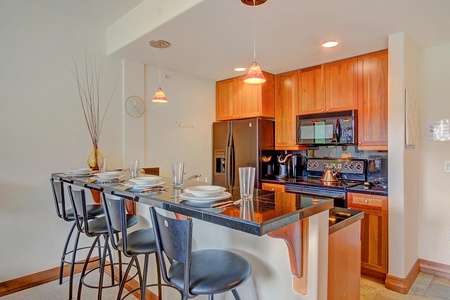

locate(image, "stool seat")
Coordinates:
65 204 104 220
168 249 251 295
87 215 138 235
117 228 157 255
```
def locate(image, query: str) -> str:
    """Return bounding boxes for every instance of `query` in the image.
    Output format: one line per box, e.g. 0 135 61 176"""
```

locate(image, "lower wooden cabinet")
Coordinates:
261 182 285 192
348 192 388 281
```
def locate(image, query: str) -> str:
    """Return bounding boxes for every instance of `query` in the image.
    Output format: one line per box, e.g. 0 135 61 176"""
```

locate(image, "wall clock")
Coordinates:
125 96 145 118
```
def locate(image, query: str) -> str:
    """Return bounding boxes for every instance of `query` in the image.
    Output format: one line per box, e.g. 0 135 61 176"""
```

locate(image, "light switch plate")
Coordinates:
444 161 450 173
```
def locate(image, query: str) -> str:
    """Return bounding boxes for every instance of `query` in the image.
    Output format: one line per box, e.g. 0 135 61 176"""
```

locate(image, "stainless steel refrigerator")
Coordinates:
212 118 274 188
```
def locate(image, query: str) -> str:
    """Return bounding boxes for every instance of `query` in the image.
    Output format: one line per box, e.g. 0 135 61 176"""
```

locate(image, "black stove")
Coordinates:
285 158 368 208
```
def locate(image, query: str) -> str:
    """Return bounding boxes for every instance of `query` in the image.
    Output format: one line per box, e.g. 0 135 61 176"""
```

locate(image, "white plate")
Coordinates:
95 176 124 183
96 171 122 179
124 181 166 190
184 186 225 198
129 176 162 185
66 168 91 175
179 191 232 202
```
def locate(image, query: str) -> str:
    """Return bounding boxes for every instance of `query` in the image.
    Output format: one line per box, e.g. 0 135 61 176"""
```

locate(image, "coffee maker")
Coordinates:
261 154 276 178
276 154 292 179
290 153 305 178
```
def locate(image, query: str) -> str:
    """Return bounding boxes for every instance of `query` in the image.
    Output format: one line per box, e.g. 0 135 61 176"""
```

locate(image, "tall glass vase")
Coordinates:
87 145 104 171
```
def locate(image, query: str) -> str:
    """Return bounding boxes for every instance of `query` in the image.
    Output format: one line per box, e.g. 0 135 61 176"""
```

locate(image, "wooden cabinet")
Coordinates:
274 71 309 150
325 57 359 112
261 182 285 192
357 50 388 150
348 192 388 281
298 58 358 115
216 72 275 121
298 65 326 114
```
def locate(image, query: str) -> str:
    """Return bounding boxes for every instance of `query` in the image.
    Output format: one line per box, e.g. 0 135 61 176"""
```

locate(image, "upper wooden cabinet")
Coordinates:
298 65 326 114
216 72 275 121
357 50 388 150
298 57 358 115
325 57 359 112
275 71 308 150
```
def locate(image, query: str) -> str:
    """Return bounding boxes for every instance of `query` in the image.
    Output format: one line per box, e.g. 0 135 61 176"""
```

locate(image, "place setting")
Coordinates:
124 174 167 194
63 168 93 178
179 185 232 208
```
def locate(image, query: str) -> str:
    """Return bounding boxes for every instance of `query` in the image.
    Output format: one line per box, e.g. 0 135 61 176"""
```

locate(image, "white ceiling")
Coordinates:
31 0 450 81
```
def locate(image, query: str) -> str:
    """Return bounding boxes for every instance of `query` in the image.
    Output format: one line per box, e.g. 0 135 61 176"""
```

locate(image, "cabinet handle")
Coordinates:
365 200 369 203
321 109 325 112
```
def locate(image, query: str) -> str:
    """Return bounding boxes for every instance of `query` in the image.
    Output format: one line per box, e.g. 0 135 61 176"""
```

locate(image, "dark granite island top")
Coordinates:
51 173 333 236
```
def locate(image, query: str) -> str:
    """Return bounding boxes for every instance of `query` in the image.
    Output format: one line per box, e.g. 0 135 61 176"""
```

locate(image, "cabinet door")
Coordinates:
325 57 358 111
275 71 300 149
216 78 236 120
358 50 388 150
358 209 388 278
236 76 263 119
298 66 326 114
262 182 285 192
348 192 388 280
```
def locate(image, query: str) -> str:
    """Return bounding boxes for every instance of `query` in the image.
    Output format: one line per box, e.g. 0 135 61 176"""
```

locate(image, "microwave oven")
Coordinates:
296 110 357 146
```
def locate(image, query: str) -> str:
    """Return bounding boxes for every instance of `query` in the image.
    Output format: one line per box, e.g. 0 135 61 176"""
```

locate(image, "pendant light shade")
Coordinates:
152 87 167 103
244 0 266 84
149 39 171 103
244 61 266 84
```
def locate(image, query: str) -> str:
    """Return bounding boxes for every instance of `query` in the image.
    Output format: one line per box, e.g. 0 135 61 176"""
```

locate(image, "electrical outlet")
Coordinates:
446 229 450 241
444 161 450 173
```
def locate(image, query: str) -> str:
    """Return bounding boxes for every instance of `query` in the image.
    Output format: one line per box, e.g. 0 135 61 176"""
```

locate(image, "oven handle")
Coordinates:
285 188 345 199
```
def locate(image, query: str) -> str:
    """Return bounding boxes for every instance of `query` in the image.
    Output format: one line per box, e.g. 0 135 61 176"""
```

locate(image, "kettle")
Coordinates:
320 165 338 182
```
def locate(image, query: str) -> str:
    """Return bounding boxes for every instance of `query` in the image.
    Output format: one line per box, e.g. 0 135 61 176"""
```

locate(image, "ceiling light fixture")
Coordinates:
234 67 246 72
149 39 171 103
243 0 266 84
322 41 339 48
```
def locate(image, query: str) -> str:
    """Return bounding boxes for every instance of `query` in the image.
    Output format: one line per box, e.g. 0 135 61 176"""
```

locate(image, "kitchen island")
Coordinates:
52 172 335 299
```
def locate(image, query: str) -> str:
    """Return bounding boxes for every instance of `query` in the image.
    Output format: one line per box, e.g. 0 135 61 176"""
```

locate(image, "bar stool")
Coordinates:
50 178 104 299
102 193 180 300
149 207 252 300
67 186 139 300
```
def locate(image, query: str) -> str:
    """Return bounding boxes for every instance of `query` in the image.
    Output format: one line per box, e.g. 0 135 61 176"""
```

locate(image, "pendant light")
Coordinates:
243 0 267 84
149 39 171 103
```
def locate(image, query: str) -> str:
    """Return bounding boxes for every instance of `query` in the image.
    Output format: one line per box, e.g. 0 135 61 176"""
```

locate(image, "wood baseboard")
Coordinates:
419 258 450 280
0 257 100 297
0 258 159 300
385 259 420 294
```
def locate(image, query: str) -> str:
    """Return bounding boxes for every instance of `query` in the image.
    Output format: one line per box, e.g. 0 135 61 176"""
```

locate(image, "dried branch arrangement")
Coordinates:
71 52 117 148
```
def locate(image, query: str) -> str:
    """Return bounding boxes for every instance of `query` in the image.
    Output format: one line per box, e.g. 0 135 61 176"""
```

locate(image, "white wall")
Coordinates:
0 1 125 281
387 32 420 279
418 42 450 264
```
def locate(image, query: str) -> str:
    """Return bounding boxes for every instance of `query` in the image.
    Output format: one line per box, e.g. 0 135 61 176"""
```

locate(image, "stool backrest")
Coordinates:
50 178 71 221
67 186 93 236
102 193 129 255
149 207 193 296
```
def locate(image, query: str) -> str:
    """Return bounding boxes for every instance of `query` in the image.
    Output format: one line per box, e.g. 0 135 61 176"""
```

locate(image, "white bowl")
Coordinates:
129 175 161 185
96 171 122 179
185 186 225 198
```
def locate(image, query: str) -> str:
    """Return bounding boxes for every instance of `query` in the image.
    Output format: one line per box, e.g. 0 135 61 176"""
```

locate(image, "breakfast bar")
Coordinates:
51 172 336 299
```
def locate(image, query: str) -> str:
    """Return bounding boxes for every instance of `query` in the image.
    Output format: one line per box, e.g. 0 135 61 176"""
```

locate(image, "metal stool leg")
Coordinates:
60 222 77 284
77 235 100 300
68 229 81 300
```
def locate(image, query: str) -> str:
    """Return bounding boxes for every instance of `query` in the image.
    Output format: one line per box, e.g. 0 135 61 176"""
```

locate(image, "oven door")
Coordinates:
285 183 347 208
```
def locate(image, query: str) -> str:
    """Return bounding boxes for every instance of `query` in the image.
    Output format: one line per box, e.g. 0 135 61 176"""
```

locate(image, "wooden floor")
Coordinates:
361 273 450 299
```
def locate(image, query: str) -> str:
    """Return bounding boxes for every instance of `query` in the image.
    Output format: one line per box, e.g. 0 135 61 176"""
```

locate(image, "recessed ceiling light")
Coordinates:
235 67 246 72
322 41 339 48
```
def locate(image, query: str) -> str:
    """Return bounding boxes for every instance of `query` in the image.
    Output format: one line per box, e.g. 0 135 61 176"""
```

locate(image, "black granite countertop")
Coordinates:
52 173 334 236
346 184 388 196
329 207 364 235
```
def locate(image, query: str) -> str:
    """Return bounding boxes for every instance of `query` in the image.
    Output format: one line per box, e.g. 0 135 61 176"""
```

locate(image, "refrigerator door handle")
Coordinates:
225 123 235 187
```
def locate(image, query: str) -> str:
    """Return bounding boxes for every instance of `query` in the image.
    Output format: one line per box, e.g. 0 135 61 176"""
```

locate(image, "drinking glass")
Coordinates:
99 158 107 173
129 160 140 179
171 162 185 187
239 167 255 200
240 198 255 221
